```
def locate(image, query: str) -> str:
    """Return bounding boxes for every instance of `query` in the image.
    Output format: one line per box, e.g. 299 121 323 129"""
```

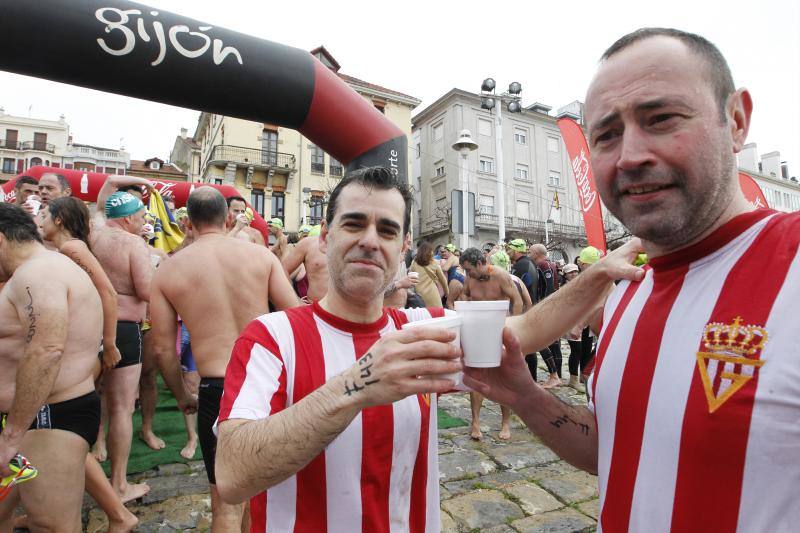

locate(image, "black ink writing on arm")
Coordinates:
24 286 36 343
549 413 589 436
67 252 93 277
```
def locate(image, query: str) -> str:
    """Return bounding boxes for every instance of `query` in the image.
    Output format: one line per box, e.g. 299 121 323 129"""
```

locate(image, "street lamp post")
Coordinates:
480 79 523 244
452 129 478 250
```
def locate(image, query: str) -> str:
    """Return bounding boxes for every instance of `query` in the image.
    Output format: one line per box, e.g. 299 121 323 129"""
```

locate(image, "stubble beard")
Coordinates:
612 156 736 251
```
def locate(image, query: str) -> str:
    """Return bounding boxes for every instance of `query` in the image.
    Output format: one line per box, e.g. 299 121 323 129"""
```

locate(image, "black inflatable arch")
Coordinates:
0 0 407 180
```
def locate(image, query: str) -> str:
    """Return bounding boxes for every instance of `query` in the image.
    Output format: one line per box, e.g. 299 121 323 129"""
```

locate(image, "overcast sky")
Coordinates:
2 0 797 174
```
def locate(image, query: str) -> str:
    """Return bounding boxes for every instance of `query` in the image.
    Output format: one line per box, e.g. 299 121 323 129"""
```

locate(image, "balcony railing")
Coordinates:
0 139 21 150
311 162 325 173
20 141 56 154
476 212 585 238
208 145 295 171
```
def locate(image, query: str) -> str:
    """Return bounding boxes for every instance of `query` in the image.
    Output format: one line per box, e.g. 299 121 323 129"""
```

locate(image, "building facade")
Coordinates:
169 128 202 183
738 143 799 212
128 157 187 182
0 108 130 182
0 109 70 182
412 89 590 263
190 46 420 232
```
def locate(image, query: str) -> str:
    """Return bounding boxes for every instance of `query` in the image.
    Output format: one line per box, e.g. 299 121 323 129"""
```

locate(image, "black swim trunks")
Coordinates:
114 321 142 368
1 391 101 447
198 377 224 484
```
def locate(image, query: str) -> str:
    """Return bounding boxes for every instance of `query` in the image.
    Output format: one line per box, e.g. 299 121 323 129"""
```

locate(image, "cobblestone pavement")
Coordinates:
78 366 596 532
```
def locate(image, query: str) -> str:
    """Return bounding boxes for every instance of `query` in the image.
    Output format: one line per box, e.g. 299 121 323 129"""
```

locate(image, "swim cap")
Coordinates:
579 246 602 265
506 239 527 253
445 243 456 252
174 207 188 219
308 225 321 237
490 250 510 270
298 225 311 235
105 191 144 219
269 217 283 229
634 253 648 267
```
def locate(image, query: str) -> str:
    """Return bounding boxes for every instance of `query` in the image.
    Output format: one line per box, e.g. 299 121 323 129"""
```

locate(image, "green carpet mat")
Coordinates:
106 381 468 476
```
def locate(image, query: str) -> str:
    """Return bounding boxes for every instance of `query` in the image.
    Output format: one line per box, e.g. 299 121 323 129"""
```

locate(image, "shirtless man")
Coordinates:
459 247 522 440
268 217 288 258
90 191 152 502
225 196 265 246
281 227 329 301
150 187 299 531
0 204 103 532
12 176 40 216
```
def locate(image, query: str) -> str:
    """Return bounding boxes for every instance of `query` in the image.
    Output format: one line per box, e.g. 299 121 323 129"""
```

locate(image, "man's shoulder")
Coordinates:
240 306 315 344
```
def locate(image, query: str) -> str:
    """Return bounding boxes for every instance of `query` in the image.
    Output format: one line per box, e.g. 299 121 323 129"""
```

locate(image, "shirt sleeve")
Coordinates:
218 327 287 423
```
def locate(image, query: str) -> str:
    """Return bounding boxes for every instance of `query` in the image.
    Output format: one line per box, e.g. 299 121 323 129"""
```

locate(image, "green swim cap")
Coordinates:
579 246 602 265
298 225 312 235
105 191 145 219
490 250 510 270
634 253 648 267
308 225 321 237
269 217 283 229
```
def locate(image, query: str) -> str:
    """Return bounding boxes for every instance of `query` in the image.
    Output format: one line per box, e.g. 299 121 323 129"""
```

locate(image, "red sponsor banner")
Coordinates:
557 118 607 253
1 167 269 240
738 172 769 209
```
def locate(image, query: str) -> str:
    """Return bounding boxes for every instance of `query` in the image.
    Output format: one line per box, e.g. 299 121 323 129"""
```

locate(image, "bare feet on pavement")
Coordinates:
470 425 482 441
140 430 166 451
117 482 150 504
180 437 198 460
498 425 511 440
541 376 562 389
108 510 139 533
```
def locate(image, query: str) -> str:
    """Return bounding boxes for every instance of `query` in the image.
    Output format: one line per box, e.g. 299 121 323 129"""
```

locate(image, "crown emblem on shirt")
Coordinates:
696 316 767 413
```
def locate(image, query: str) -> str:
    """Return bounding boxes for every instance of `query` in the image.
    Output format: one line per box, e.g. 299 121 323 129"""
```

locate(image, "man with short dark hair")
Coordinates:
12 176 39 205
151 186 298 530
215 167 458 530
0 203 103 531
37 173 70 206
467 28 800 531
459 247 521 440
225 195 265 246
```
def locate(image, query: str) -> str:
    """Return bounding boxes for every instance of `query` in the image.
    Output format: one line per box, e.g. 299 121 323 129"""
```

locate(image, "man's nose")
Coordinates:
616 126 656 172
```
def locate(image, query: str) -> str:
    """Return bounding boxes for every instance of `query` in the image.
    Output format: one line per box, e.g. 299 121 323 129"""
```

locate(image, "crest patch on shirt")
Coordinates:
696 316 767 413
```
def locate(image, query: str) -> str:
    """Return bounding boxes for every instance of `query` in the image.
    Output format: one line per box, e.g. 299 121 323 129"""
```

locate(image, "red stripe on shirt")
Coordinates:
250 492 267 533
600 266 689 531
354 330 393 533
409 393 431 533
287 307 328 533
219 320 281 422
671 213 799 532
591 280 642 402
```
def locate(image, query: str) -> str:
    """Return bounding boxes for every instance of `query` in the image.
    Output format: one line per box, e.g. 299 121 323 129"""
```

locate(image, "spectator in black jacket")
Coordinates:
529 243 564 388
507 239 559 387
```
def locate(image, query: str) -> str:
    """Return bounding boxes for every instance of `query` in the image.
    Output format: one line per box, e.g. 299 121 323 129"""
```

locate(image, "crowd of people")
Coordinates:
0 26 797 533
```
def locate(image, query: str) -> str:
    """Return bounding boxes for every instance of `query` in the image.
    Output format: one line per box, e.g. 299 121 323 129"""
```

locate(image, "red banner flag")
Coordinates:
557 118 607 253
738 172 769 209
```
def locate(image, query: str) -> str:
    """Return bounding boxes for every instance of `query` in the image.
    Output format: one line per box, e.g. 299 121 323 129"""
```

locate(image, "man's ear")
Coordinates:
728 88 752 153
319 220 328 254
64 187 72 197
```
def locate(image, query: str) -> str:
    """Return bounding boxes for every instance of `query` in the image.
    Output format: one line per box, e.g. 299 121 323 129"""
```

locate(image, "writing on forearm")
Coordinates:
67 252 93 277
343 352 380 396
24 286 36 343
550 413 590 436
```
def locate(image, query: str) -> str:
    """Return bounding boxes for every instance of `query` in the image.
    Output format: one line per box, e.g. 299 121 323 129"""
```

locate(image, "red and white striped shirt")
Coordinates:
588 210 800 533
219 302 446 533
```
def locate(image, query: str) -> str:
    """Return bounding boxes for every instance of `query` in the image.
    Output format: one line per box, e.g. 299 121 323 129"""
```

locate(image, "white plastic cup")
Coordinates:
402 314 462 384
455 300 508 367
25 197 41 216
408 271 419 281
